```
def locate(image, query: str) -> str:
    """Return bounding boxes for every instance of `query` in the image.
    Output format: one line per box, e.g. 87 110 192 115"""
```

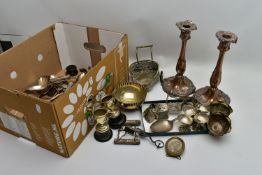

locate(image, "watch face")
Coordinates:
165 137 185 158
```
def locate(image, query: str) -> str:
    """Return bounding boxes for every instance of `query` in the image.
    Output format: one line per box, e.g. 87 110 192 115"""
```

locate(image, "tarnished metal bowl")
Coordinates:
207 115 231 136
210 101 233 117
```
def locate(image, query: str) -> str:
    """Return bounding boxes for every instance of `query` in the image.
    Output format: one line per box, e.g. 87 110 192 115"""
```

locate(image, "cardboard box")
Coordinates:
0 23 128 157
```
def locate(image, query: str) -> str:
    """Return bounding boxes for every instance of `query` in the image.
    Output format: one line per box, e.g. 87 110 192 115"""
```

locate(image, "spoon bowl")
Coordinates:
150 119 174 133
27 76 50 92
150 114 193 133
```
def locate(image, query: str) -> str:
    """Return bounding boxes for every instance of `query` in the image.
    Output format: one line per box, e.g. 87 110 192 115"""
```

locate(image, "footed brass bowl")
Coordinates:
113 82 147 110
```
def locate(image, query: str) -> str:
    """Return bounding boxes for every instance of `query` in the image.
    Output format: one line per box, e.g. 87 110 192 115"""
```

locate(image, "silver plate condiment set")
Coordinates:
143 100 209 134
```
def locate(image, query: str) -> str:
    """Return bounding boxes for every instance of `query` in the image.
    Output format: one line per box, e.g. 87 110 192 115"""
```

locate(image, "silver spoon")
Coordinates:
150 114 193 133
27 76 50 92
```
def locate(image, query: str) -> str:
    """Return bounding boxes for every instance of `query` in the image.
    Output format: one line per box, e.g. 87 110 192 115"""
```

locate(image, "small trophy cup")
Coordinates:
194 31 238 106
93 108 113 142
101 95 126 129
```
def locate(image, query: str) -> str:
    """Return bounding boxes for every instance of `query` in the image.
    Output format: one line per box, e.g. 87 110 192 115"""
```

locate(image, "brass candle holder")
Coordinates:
194 31 238 106
160 20 197 98
93 108 113 142
101 95 126 129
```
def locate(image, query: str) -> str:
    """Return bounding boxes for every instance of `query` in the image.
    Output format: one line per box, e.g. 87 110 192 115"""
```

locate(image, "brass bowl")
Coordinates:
113 82 147 110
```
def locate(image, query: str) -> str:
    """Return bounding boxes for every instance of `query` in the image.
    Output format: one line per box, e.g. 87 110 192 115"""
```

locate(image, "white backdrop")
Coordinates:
1 1 262 175
1 0 261 65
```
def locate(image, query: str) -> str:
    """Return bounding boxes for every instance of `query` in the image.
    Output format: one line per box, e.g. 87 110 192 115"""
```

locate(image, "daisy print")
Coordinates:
95 65 115 101
62 79 93 142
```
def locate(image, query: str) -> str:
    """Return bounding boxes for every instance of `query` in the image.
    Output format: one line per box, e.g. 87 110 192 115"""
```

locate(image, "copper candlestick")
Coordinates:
194 31 238 106
160 20 197 98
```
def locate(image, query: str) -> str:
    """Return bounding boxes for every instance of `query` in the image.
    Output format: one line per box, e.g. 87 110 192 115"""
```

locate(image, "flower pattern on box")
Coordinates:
62 80 92 142
61 65 112 141
94 66 113 101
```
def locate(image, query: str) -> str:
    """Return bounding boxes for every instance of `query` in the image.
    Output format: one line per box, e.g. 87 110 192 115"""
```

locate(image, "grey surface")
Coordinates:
0 61 261 175
0 0 261 174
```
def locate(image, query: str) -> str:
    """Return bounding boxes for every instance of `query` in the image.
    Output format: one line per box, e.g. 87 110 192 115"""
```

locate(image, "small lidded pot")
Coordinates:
152 103 169 120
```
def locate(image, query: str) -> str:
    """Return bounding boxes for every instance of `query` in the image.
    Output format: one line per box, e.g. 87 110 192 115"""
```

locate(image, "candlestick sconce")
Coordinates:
161 20 197 98
194 31 238 106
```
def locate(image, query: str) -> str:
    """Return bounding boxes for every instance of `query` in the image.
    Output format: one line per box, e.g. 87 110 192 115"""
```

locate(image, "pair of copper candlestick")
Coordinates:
160 20 238 106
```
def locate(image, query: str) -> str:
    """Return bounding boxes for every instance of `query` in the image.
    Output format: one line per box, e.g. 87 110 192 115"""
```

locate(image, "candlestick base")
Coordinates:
193 86 230 106
161 75 195 98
